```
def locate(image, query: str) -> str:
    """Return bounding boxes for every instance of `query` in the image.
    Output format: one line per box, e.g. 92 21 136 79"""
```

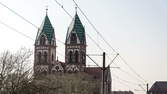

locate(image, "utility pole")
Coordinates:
102 52 106 94
87 52 118 94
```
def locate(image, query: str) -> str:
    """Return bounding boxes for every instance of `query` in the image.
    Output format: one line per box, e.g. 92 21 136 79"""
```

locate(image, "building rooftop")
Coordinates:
149 81 167 92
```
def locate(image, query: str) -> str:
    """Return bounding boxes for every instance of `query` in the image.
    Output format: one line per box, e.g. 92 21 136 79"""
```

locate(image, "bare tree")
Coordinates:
32 73 101 94
0 48 33 94
0 48 100 94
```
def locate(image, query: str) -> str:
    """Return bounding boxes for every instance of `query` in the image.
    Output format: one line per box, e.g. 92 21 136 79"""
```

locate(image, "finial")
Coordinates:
46 5 48 15
75 6 77 14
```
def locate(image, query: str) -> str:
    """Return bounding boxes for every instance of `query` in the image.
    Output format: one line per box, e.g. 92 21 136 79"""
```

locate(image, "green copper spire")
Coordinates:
66 12 86 44
36 14 55 44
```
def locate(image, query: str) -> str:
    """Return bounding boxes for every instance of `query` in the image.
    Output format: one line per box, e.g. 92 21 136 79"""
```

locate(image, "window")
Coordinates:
81 52 85 64
52 54 54 61
44 52 47 63
75 51 79 63
40 35 45 45
70 33 77 43
69 51 72 63
38 52 41 64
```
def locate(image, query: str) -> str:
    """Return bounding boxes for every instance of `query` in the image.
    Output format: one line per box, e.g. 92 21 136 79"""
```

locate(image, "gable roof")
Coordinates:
149 81 167 92
66 13 85 44
36 14 55 44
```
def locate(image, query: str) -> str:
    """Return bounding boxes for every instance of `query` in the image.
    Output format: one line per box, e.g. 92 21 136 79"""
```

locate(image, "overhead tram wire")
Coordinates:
112 71 147 91
52 0 147 91
0 20 34 41
52 0 146 85
49 0 146 91
119 55 147 84
86 33 104 52
52 0 121 71
0 0 99 69
52 0 114 57
0 0 105 70
52 0 105 52
112 76 132 90
2 0 145 86
86 54 101 68
112 72 139 86
71 0 147 84
53 0 72 18
0 19 66 59
118 67 146 84
72 0 117 53
0 1 64 45
0 2 38 29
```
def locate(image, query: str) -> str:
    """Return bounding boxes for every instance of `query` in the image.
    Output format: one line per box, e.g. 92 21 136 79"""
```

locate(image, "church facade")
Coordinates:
33 12 111 94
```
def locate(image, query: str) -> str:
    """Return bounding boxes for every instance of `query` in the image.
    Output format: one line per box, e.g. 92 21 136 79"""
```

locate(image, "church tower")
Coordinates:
65 12 86 72
34 13 56 75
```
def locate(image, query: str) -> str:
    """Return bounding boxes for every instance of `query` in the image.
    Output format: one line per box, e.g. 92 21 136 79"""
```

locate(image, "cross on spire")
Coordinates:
46 5 48 15
75 6 77 14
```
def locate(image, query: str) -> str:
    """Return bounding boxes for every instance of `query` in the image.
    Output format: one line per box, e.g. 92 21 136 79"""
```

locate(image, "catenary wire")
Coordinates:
0 1 65 45
71 0 147 84
0 20 34 41
52 0 146 85
0 0 147 88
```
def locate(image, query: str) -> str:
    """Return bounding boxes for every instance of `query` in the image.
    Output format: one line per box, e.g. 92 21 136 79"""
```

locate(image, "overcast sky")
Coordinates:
0 0 167 94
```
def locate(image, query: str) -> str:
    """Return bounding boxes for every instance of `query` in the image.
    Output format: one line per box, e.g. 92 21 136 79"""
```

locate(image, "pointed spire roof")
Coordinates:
66 13 85 44
36 14 55 44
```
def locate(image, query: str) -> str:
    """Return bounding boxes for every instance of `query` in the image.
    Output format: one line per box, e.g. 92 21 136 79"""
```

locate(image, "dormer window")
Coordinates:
70 33 77 44
40 35 46 45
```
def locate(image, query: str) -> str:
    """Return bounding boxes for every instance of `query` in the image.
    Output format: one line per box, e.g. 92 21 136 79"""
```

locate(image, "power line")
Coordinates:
0 1 38 29
112 73 147 92
119 55 146 84
112 73 139 86
0 1 65 45
108 53 119 66
72 0 117 53
54 0 147 86
53 0 72 18
51 0 146 85
86 33 104 52
71 0 147 84
86 54 101 68
56 38 65 44
0 1 145 84
0 20 34 41
52 0 108 53
112 76 132 90
118 67 146 85
0 0 146 86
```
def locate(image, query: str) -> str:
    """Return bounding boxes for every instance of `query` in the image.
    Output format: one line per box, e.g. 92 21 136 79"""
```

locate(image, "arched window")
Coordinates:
52 54 54 61
40 35 45 45
70 33 77 43
81 52 85 64
44 52 47 63
38 52 41 64
75 51 79 63
69 51 72 63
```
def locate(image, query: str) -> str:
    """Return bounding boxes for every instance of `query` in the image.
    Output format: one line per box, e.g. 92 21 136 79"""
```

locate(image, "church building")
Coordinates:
33 11 111 94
